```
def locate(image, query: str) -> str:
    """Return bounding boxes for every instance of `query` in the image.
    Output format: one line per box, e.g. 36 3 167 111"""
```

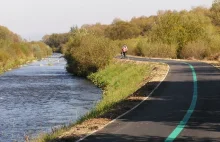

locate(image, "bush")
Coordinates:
114 37 144 55
180 40 209 59
0 26 21 42
42 33 70 52
134 39 177 58
150 11 214 57
0 40 52 73
209 34 220 53
65 33 117 76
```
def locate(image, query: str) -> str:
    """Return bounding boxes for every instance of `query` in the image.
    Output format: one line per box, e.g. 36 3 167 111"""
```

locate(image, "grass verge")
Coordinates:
32 59 168 142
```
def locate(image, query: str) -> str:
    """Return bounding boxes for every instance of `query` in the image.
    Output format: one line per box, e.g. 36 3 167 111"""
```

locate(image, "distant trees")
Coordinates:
42 0 220 65
81 23 108 36
42 33 70 52
130 16 156 36
0 25 52 73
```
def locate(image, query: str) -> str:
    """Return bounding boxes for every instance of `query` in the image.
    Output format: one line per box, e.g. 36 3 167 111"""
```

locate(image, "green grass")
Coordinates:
33 60 154 142
87 61 153 117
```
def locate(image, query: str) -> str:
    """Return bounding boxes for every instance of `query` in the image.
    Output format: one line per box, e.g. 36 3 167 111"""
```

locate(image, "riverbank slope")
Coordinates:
33 59 169 142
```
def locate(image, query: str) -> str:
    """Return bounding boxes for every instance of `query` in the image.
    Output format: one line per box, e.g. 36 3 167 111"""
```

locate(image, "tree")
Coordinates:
105 21 141 40
191 6 210 16
210 0 220 26
150 11 213 57
81 23 108 36
42 33 70 52
0 26 22 42
130 16 156 35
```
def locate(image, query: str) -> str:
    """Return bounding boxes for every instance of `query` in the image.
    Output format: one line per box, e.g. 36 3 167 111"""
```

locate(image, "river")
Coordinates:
0 53 101 142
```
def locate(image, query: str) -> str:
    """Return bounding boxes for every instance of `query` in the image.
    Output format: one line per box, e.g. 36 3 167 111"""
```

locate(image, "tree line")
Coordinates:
42 1 220 76
0 26 52 73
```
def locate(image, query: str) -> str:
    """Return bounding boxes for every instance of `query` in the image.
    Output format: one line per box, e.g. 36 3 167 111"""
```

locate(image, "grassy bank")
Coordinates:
33 60 164 142
85 60 153 120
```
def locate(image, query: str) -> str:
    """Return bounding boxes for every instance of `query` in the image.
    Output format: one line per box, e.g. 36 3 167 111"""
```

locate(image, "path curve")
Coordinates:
79 56 220 142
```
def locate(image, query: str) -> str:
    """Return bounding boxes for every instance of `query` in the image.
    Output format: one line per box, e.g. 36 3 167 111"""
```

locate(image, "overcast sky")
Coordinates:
0 0 213 41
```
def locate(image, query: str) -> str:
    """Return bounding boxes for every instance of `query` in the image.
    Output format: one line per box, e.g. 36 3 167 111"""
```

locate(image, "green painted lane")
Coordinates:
165 63 198 142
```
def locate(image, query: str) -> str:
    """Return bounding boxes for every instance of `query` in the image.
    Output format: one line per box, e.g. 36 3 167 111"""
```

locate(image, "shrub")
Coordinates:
134 40 177 58
150 11 214 57
0 37 52 73
114 37 144 55
180 40 209 59
209 34 220 53
65 33 117 76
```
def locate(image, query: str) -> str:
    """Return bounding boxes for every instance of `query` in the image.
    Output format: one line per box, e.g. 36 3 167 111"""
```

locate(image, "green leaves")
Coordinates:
105 21 141 40
210 0 220 26
65 33 117 77
150 11 213 57
42 33 70 52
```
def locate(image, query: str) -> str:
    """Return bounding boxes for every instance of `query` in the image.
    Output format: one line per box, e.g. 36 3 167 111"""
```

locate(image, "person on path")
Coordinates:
121 45 128 58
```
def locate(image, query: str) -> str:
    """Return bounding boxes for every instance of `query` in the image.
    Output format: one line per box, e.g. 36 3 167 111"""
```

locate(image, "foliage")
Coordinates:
0 26 22 42
130 16 156 36
210 0 220 27
0 41 52 73
113 37 144 55
81 23 108 36
65 31 117 76
43 1 220 61
42 33 70 52
208 34 220 53
0 26 52 73
105 21 141 40
150 11 213 54
134 39 177 58
180 40 209 59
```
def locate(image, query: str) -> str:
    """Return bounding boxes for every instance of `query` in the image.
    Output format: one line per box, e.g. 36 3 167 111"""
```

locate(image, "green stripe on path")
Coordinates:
165 63 198 142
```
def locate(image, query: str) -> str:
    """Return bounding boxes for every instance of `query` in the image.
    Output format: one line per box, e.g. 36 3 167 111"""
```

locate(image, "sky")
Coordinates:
0 0 213 41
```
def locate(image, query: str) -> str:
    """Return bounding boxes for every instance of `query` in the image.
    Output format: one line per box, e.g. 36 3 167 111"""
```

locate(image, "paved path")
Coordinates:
80 56 220 142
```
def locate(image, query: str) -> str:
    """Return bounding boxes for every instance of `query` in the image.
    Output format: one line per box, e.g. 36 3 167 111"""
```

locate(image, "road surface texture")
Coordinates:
80 56 220 142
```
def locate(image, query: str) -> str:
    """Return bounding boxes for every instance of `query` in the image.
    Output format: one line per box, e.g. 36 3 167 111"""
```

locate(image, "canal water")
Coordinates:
0 53 101 142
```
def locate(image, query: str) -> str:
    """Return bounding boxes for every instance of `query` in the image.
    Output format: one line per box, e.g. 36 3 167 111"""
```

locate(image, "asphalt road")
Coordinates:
80 56 220 142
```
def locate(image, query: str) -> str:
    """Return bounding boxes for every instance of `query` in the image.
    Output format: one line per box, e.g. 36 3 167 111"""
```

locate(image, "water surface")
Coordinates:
0 53 101 142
